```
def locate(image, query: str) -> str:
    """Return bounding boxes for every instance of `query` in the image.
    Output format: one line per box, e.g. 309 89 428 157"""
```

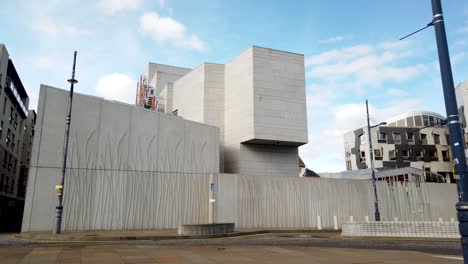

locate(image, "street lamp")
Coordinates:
366 100 386 222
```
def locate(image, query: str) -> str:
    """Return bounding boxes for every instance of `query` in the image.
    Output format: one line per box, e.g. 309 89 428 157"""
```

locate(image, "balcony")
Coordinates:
5 78 28 118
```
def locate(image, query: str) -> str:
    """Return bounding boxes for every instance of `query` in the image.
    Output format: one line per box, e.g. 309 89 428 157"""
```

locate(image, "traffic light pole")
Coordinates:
431 0 468 261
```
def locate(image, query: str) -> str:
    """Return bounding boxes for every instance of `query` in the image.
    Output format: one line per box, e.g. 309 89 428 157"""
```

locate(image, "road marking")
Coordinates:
432 255 463 260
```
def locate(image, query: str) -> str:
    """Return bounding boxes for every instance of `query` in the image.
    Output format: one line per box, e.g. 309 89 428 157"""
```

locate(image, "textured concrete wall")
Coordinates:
173 63 226 171
173 65 205 123
251 47 307 145
145 63 190 96
215 175 458 229
22 85 219 231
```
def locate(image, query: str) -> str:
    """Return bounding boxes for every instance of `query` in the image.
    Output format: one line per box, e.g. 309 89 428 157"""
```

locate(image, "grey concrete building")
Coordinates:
344 111 454 183
137 46 308 177
0 44 36 231
455 81 468 152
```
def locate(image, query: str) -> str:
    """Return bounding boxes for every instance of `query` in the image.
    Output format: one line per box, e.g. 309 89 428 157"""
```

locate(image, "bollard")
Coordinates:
317 216 322 230
365 216 370 223
334 216 338 230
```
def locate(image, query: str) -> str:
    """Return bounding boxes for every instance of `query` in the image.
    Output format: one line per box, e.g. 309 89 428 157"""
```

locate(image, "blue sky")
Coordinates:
1 0 468 172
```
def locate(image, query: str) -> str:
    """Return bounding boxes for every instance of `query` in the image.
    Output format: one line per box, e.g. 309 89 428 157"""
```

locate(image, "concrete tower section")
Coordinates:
136 63 191 111
223 46 308 177
138 46 308 177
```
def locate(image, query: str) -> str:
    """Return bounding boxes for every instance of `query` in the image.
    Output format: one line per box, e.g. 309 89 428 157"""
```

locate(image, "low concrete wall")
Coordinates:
177 223 235 236
341 221 460 238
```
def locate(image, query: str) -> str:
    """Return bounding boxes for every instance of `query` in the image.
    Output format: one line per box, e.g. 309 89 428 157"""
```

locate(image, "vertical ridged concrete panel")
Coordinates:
22 85 219 232
232 176 457 229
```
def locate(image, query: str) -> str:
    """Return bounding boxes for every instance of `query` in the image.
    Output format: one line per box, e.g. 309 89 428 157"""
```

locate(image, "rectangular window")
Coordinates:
418 150 425 161
423 115 429 126
9 107 13 124
360 151 366 163
429 150 438 161
421 133 428 145
5 129 11 146
11 134 15 150
402 149 411 160
374 149 382 157
429 116 435 126
407 133 415 144
2 98 6 114
394 133 401 144
415 115 423 126
442 150 450 162
397 119 405 127
434 134 440 144
389 150 396 160
379 132 387 141
406 117 415 127
446 134 450 145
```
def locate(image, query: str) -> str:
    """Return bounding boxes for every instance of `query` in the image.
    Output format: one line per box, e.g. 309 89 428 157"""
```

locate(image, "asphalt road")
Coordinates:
0 232 462 256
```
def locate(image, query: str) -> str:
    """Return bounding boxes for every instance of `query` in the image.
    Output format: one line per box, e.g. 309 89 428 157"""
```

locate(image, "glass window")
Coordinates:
374 149 382 157
421 133 428 145
429 116 435 126
2 98 6 114
389 150 396 160
406 117 414 127
423 115 429 126
394 133 401 144
434 134 440 144
415 115 423 126
379 132 387 140
397 119 405 127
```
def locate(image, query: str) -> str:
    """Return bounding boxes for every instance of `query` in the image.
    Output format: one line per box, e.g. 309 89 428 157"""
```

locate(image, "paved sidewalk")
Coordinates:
15 229 335 242
1 245 462 263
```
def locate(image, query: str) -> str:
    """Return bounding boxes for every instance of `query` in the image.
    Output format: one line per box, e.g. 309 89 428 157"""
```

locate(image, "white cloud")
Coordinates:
95 73 136 104
458 25 468 34
31 19 94 36
306 41 425 88
29 56 55 70
452 52 467 65
387 88 408 97
139 12 205 51
97 0 143 15
455 40 467 46
319 35 345 44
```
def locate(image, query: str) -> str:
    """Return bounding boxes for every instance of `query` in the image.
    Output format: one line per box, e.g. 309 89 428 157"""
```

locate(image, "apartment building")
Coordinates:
136 46 308 177
0 44 36 231
344 111 454 183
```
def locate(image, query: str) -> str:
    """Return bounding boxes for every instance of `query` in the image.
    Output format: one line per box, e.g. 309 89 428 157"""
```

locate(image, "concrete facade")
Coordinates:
140 46 308 177
0 44 36 232
22 85 220 231
136 63 191 111
344 111 454 183
455 81 468 157
211 173 457 229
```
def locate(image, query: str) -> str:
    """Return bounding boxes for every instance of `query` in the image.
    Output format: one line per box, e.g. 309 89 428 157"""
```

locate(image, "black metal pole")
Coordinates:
54 51 78 234
431 0 468 261
366 100 381 221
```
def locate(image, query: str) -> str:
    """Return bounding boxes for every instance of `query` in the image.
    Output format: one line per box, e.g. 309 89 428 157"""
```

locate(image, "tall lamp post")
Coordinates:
366 100 387 222
431 0 468 260
54 51 78 234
